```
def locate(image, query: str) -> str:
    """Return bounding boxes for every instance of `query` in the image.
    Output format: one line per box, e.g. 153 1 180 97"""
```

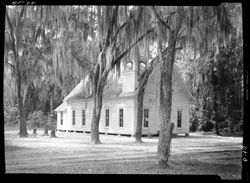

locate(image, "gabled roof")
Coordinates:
63 79 123 101
55 101 67 112
63 80 86 101
61 64 193 103
173 64 194 102
151 63 194 102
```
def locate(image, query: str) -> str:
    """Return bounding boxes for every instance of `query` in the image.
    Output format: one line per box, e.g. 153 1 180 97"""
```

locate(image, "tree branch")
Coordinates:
103 6 118 50
6 9 17 58
112 13 133 44
151 6 172 31
7 60 15 71
177 26 187 37
34 26 42 44
18 6 25 22
175 46 182 50
138 67 154 89
16 6 26 49
111 28 154 68
33 48 45 69
138 47 171 90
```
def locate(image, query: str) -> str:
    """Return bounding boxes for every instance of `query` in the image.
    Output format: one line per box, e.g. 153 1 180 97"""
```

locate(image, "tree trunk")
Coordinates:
17 75 28 137
155 6 183 168
23 84 33 120
50 130 56 137
157 30 176 169
49 87 54 112
157 72 174 169
90 83 105 144
27 83 36 114
43 128 49 136
18 110 28 137
214 120 221 136
90 95 102 144
135 88 145 143
33 128 37 135
49 88 56 137
214 111 221 136
213 94 221 136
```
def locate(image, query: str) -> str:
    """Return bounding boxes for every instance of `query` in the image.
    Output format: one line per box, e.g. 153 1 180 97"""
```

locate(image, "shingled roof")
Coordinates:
54 102 67 112
62 79 123 102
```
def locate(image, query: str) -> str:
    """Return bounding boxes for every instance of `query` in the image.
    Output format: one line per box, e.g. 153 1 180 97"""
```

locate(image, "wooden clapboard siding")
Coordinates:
58 97 135 134
56 104 68 131
121 70 137 93
63 111 68 130
171 80 190 134
56 112 60 129
141 101 160 135
139 63 160 135
66 99 94 131
100 97 135 134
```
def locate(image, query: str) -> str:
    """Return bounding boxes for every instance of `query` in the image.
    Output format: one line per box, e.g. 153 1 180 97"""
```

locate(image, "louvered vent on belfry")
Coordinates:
122 59 137 93
139 61 146 71
126 61 133 70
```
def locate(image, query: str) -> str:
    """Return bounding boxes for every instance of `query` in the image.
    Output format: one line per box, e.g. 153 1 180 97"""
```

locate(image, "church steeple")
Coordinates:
121 45 149 93
121 57 138 93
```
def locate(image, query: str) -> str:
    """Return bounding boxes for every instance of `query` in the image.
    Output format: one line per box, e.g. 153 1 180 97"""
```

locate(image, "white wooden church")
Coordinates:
55 55 193 136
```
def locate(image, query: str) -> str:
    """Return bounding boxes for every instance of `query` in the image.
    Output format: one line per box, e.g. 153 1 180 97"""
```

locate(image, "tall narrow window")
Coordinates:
82 110 85 125
143 109 149 128
105 109 109 127
72 110 75 125
60 112 63 125
177 110 182 128
119 109 123 127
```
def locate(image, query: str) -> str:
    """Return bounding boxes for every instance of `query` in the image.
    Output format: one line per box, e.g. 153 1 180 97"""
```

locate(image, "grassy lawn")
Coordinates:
4 129 242 179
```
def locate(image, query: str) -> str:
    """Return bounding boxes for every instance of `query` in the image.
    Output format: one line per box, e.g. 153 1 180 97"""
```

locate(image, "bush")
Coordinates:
9 107 19 121
47 111 57 131
238 119 243 131
222 127 230 134
189 119 199 132
4 111 9 124
233 125 241 133
156 130 160 136
189 104 202 132
201 120 214 132
218 121 228 130
27 111 47 129
4 106 19 125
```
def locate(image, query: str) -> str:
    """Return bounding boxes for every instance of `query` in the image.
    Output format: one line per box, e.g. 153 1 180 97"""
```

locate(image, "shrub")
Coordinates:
189 104 203 132
189 119 199 132
156 130 160 136
4 106 19 125
218 121 228 130
47 111 57 131
9 107 19 121
238 119 243 131
201 120 214 132
233 125 241 133
4 109 11 124
222 127 230 134
27 111 47 129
